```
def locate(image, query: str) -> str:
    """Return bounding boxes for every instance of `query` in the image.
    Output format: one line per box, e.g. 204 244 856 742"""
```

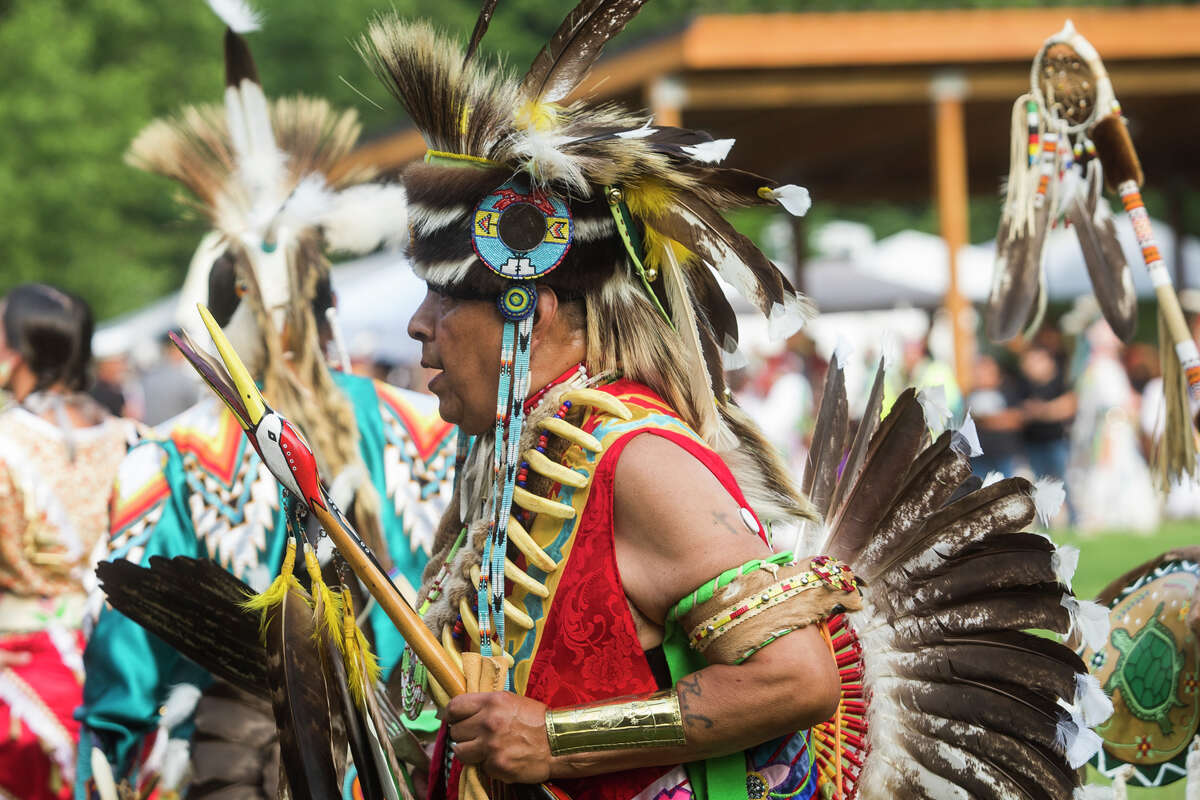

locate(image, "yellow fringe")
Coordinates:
242 538 304 637
303 545 346 656
339 587 380 708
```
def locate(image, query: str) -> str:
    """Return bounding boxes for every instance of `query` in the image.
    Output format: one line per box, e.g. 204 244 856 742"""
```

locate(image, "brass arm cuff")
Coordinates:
545 689 686 755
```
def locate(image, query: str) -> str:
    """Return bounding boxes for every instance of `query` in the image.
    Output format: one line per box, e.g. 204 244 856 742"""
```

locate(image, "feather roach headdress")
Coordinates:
129 0 410 558
362 0 816 662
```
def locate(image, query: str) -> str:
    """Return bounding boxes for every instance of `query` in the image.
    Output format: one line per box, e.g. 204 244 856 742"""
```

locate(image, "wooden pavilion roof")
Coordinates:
341 6 1200 204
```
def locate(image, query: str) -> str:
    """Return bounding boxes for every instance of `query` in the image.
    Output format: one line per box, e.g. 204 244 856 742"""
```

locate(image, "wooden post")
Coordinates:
931 71 974 394
648 75 685 128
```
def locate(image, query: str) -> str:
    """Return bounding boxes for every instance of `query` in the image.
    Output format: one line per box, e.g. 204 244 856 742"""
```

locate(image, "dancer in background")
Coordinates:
0 284 143 800
76 4 454 797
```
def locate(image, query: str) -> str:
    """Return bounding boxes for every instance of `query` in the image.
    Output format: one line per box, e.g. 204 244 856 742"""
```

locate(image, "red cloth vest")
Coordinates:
430 381 768 800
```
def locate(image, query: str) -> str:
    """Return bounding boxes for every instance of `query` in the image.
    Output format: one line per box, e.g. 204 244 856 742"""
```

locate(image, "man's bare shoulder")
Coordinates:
612 433 772 623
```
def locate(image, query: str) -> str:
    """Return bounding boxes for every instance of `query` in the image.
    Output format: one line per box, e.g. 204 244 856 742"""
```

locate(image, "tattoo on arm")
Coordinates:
676 675 715 730
711 509 753 538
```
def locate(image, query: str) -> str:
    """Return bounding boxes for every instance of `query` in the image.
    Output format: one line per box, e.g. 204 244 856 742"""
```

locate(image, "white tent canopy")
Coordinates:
94 251 427 365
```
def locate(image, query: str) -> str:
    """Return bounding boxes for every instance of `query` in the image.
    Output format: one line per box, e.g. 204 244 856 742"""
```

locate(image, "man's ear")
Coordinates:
531 285 560 348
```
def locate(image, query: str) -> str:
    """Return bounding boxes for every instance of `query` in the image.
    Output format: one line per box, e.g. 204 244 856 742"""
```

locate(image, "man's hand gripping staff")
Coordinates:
171 304 468 699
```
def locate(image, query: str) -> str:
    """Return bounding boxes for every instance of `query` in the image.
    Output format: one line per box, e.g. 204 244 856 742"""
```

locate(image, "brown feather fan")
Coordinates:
823 388 927 564
825 358 886 522
95 556 268 692
189 683 280 800
802 357 847 517
901 711 1079 799
799 369 1108 797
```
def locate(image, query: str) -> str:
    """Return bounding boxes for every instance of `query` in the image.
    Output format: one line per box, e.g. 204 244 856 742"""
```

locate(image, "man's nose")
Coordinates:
408 289 435 343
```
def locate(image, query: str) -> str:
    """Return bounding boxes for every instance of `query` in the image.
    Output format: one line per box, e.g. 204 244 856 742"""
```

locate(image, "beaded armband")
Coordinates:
667 553 862 665
545 690 686 755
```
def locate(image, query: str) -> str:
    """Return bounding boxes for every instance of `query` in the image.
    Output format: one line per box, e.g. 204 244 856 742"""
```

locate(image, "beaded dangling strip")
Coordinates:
478 293 536 669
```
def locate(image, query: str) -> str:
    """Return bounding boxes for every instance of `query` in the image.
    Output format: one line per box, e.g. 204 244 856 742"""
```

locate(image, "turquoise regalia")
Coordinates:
76 372 454 789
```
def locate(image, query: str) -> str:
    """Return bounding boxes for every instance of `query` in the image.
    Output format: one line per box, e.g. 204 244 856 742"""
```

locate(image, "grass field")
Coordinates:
1052 520 1199 798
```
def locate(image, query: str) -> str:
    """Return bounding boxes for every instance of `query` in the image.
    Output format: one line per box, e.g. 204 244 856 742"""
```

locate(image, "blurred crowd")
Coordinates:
732 314 1200 534
85 306 1200 538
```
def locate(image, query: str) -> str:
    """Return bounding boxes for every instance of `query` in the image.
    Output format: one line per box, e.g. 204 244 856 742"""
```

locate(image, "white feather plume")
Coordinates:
981 470 1005 487
206 0 262 34
160 739 192 791
318 184 409 254
917 385 951 436
277 174 335 231
160 683 203 729
953 412 983 457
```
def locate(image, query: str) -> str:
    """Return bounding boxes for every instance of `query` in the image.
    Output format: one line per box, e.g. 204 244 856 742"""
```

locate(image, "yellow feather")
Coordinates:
303 545 345 657
340 587 380 708
623 180 677 219
242 538 304 638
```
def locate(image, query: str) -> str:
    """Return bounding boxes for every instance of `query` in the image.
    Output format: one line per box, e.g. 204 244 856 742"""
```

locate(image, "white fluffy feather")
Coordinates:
319 184 409 254
1074 672 1114 727
206 0 262 34
160 739 192 791
766 184 812 217
681 138 735 164
1033 477 1066 527
1187 736 1200 800
767 294 813 340
1055 709 1104 769
160 683 203 729
277 174 334 233
917 385 951 436
954 412 983 457
1053 544 1081 589
981 470 1005 487
1061 594 1111 652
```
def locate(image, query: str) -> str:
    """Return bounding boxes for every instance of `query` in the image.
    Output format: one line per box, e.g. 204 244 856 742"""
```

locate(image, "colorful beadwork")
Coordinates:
1026 99 1040 166
472 177 573 280
499 283 537 321
1033 131 1057 208
686 557 859 651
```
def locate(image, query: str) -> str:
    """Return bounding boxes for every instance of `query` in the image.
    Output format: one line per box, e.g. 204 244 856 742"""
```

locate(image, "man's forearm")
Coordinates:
548 634 835 779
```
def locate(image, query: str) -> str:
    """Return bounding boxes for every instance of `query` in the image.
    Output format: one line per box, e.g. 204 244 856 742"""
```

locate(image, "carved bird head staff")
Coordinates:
171 303 328 514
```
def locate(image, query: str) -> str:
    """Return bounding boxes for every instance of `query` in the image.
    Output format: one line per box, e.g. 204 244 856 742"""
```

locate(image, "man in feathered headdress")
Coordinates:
367 4 1115 799
76 3 455 796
